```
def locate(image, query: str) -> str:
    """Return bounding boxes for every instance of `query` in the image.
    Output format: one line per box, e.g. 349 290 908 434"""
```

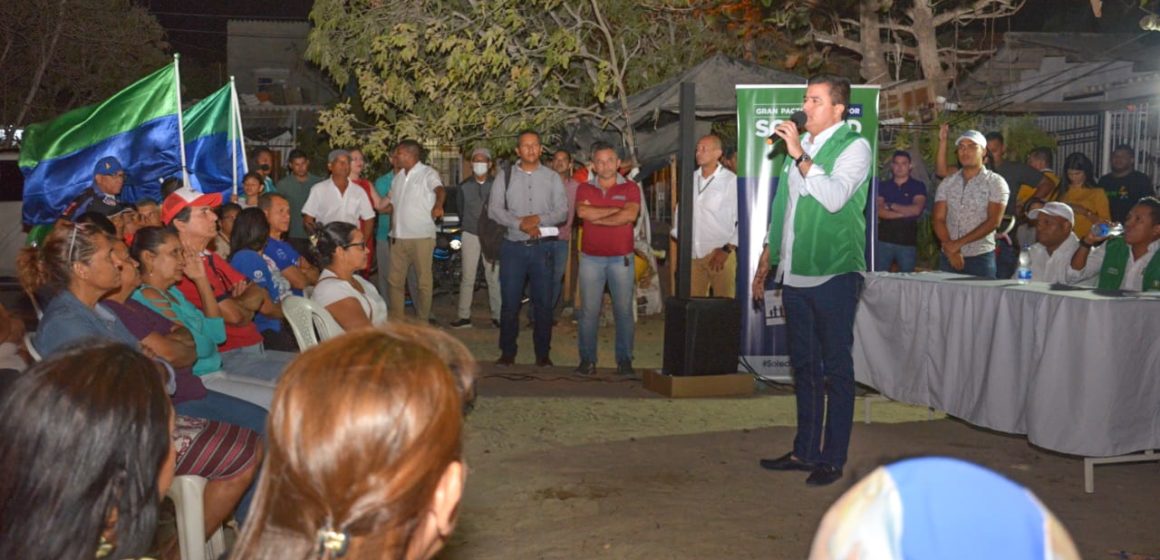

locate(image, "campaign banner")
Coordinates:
735 85 880 381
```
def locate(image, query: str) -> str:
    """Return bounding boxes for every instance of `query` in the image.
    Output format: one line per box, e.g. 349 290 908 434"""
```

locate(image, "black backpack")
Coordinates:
477 173 508 262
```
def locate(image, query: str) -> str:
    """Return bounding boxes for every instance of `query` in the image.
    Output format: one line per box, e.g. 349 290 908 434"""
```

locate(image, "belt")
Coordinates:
511 236 559 246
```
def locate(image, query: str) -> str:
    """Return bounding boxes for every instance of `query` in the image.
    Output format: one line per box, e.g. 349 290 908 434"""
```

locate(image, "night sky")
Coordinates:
146 0 314 62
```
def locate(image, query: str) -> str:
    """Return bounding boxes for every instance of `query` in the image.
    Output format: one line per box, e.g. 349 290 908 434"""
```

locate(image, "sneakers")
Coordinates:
449 318 472 329
616 361 635 377
574 361 596 375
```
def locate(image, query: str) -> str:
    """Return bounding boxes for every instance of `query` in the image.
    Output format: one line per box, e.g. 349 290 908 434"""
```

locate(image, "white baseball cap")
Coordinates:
1027 201 1075 225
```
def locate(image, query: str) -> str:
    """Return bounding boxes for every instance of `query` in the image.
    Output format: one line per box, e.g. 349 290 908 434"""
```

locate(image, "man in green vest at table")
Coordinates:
1069 196 1160 292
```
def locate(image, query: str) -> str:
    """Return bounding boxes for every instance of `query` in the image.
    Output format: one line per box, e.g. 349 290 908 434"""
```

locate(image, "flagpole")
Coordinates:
229 77 238 198
173 53 190 189
231 77 249 175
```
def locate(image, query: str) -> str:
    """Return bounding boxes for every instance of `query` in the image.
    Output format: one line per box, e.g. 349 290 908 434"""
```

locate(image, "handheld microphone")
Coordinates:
766 111 807 156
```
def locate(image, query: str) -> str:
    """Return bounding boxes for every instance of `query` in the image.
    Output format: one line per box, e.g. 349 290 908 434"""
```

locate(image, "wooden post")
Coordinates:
668 155 678 296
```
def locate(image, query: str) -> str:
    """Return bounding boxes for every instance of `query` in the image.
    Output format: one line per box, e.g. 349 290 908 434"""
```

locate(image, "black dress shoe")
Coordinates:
805 464 843 486
759 452 816 472
495 355 515 366
536 356 554 367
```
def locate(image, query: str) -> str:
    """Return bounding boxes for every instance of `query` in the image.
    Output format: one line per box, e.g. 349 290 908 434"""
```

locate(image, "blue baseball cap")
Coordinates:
94 156 124 176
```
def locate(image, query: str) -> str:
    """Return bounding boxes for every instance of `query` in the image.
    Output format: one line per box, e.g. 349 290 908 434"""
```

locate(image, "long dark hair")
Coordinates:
0 343 172 560
308 222 358 269
130 225 177 264
1059 152 1097 200
231 207 272 253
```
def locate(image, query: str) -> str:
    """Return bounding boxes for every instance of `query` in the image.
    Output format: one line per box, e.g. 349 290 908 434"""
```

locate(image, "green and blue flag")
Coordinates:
19 62 182 225
183 82 246 196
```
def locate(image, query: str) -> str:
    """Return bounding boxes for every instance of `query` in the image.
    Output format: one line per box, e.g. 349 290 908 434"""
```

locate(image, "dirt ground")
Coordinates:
424 292 1160 560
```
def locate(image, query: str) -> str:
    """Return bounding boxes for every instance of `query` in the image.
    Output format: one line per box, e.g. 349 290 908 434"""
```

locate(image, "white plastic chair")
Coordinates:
282 295 343 349
167 475 226 560
23 332 41 362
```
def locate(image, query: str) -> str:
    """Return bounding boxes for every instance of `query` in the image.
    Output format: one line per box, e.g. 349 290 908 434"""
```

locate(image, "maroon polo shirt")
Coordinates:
576 180 640 257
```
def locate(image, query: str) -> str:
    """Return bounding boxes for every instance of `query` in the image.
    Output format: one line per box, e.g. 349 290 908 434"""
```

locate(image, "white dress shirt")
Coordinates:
301 177 375 227
778 121 873 288
1070 239 1160 291
1017 233 1087 285
390 162 443 239
671 165 739 259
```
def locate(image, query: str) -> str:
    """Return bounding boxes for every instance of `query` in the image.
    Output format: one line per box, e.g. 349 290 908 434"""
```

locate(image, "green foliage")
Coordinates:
306 0 714 161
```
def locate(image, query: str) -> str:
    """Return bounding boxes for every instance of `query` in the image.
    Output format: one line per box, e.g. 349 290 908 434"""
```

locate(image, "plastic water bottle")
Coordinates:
1091 222 1124 238
1016 244 1032 284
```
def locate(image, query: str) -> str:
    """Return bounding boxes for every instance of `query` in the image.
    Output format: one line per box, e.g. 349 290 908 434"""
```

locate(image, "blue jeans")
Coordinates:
874 241 917 272
578 253 636 364
783 272 863 469
527 238 569 321
174 390 268 522
499 240 555 360
938 252 997 279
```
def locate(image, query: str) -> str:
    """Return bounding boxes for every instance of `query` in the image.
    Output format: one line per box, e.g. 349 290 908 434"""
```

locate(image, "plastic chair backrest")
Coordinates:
24 332 41 362
282 296 320 349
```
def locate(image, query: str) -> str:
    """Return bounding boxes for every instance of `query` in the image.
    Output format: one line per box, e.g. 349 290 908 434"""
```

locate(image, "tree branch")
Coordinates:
934 0 1026 27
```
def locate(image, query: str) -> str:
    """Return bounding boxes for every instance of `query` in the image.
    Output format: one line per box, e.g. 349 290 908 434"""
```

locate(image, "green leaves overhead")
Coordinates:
306 0 713 159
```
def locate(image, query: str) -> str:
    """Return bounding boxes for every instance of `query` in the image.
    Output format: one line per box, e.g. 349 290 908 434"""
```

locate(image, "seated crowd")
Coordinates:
1 131 1142 558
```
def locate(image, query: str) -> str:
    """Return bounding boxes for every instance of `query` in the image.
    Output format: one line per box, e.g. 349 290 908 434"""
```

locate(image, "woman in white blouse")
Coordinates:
309 222 388 330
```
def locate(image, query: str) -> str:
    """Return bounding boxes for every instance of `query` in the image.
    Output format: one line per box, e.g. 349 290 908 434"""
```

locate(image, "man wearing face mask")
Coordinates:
450 148 502 328
251 146 278 194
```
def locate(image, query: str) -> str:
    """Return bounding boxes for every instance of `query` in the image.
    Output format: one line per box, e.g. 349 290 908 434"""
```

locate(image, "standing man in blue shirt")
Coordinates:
875 151 927 272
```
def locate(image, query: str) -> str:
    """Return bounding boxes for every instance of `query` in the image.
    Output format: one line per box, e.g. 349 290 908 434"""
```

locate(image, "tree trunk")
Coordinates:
909 0 947 94
858 1 890 84
13 0 68 128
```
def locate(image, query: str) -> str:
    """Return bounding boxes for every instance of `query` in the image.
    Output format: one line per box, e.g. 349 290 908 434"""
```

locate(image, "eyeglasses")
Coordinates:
344 242 367 249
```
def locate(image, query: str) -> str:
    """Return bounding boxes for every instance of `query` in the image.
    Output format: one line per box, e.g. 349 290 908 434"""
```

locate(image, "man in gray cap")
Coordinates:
301 149 375 244
932 129 1009 278
450 147 501 328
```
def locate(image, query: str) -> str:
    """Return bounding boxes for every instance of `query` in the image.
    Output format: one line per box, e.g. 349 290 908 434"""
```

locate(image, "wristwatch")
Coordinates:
796 153 812 166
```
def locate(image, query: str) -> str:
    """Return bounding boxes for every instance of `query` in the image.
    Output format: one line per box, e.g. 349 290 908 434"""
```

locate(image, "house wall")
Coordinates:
227 20 336 105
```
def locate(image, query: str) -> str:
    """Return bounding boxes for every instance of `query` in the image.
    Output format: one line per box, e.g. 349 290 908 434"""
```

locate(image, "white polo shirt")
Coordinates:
301 177 375 227
391 162 443 239
670 165 739 259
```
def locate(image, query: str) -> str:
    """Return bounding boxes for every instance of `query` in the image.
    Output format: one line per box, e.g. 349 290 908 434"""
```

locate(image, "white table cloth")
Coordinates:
853 272 1160 457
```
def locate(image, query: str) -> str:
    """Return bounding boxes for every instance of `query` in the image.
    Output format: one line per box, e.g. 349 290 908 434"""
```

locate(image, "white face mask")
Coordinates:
472 162 489 177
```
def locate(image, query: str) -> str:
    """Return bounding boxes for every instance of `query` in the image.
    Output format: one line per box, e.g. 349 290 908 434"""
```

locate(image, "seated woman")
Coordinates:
232 171 266 209
310 222 387 331
230 325 475 560
214 202 242 260
1069 196 1160 292
0 343 260 560
1057 152 1111 238
229 207 297 351
0 344 175 560
132 226 282 409
162 186 297 386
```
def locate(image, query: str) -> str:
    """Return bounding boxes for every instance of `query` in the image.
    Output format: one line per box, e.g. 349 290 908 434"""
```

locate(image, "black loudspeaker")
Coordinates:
663 297 741 376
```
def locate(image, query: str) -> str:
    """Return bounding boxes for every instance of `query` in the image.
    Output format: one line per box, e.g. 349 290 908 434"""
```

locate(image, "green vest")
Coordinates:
767 123 869 276
1097 238 1160 291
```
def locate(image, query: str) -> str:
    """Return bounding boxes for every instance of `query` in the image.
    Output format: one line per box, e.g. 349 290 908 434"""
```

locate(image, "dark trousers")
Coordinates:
174 389 268 522
499 239 556 360
995 237 1018 280
782 272 863 469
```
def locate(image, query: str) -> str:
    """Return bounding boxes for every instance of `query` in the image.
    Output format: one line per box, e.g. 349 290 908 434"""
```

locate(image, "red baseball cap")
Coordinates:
161 185 222 224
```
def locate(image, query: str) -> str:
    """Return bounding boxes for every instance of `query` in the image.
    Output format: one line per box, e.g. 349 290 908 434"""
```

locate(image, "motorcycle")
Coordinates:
432 218 463 297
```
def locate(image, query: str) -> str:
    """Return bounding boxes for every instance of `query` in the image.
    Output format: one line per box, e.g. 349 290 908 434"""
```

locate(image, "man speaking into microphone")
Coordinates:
752 75 872 487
